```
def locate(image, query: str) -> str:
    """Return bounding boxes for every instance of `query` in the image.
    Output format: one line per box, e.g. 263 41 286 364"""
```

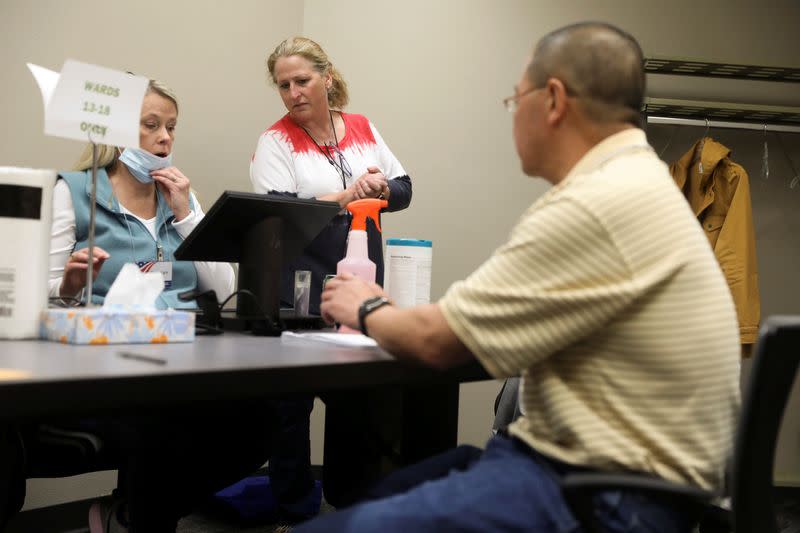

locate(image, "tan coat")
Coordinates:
670 137 760 345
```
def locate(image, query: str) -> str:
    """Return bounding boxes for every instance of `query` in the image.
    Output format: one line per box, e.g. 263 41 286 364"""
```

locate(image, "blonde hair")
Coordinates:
72 79 179 171
266 36 349 110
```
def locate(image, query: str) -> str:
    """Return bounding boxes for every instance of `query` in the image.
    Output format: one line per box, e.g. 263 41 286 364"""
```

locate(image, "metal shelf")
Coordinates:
644 56 800 83
642 98 800 133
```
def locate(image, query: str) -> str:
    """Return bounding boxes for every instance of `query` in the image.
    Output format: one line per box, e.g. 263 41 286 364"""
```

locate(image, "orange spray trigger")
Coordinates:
346 198 388 232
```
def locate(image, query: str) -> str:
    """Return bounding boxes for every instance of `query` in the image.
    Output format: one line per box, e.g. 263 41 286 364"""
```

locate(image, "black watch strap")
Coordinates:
358 296 392 337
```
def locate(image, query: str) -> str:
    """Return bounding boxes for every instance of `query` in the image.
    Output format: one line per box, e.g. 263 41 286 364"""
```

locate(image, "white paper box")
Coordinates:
40 308 195 345
0 167 56 339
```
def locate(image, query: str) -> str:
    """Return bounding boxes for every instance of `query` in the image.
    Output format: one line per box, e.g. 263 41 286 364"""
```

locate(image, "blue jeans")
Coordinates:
295 434 696 533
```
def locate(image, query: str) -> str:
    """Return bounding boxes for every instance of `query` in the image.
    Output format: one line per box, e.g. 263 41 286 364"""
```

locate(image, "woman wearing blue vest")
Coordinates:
49 82 233 307
43 80 277 533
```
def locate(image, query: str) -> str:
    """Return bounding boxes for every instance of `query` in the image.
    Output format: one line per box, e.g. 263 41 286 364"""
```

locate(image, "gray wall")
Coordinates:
2 0 799 510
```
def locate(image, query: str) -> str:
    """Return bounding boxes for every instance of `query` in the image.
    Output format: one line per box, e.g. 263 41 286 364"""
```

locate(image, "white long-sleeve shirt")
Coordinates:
49 179 235 302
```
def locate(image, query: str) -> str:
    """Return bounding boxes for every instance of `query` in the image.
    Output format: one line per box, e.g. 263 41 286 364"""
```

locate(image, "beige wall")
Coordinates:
0 0 302 204
304 0 800 481
0 0 306 509
3 0 800 510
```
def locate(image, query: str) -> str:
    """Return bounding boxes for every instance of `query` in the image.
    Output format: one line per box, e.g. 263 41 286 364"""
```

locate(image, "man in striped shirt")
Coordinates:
300 21 740 533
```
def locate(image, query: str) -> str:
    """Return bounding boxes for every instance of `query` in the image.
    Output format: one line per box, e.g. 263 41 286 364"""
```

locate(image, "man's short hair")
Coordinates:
527 22 645 126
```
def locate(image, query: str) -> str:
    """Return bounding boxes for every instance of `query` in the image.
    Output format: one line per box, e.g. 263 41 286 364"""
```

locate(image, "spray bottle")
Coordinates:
337 198 388 332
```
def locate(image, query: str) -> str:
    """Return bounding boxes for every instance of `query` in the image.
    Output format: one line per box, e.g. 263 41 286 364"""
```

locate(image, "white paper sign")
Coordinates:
27 60 148 148
27 63 58 112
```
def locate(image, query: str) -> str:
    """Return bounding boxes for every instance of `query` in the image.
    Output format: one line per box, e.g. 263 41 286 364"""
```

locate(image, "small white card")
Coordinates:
143 261 173 289
27 60 148 148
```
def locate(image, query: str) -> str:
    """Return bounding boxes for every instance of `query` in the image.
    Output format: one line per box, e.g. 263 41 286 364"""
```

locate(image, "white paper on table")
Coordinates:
27 60 148 148
281 331 378 348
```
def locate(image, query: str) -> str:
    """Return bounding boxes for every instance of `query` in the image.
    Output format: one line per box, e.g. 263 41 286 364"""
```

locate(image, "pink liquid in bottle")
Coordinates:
337 230 374 334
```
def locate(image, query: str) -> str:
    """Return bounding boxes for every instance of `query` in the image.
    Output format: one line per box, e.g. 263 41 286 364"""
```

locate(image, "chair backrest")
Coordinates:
732 315 800 533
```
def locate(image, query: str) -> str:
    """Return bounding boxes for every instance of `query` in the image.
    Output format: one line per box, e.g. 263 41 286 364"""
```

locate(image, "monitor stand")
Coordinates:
235 216 283 336
173 190 341 336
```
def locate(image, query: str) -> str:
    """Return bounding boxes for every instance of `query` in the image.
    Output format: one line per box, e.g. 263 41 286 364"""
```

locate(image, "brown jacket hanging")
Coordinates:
670 137 760 346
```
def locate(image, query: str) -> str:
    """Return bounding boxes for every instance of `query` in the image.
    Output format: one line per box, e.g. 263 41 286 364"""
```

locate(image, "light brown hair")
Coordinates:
267 36 349 110
72 80 178 171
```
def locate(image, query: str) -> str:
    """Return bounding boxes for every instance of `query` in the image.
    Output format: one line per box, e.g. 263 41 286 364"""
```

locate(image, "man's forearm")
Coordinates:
365 303 475 369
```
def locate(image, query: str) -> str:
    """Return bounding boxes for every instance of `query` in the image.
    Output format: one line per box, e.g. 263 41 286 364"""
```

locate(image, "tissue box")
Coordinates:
40 308 195 344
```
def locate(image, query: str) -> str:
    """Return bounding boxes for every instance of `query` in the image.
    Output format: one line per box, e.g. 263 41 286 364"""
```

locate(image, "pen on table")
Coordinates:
118 352 167 365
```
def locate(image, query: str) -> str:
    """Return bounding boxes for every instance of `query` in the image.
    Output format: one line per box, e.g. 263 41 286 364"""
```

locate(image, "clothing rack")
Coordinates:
644 97 800 134
643 56 800 134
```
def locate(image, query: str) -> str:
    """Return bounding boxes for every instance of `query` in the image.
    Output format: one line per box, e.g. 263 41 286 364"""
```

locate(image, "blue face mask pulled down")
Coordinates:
118 148 173 184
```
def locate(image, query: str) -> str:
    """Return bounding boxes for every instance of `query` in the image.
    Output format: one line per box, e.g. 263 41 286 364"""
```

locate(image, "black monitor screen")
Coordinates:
174 191 340 264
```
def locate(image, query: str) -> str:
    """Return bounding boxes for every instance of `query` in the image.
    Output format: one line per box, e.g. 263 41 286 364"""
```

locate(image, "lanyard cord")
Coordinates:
108 178 140 265
112 184 171 307
114 182 176 263
109 154 174 307
154 188 176 262
301 111 349 189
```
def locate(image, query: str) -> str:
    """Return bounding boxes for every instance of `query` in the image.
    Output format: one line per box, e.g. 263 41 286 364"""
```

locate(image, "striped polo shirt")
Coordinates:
440 128 740 491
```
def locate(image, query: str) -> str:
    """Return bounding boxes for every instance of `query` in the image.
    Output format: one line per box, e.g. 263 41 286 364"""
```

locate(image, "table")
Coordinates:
0 333 487 419
0 333 490 508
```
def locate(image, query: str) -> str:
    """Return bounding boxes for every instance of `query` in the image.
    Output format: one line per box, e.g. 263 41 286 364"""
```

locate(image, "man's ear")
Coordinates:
545 78 569 126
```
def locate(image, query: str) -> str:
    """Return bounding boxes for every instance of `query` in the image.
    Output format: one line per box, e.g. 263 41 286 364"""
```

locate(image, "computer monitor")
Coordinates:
174 191 340 334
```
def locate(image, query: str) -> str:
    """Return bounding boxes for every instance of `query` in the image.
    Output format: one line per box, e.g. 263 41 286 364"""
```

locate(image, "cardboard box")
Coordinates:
40 308 195 344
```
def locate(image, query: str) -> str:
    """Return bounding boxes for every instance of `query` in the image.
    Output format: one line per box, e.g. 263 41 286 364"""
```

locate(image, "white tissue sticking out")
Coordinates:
103 263 164 310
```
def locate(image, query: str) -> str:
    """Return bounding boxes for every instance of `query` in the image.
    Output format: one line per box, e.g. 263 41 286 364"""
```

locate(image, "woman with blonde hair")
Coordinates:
251 36 412 314
50 80 234 307
250 36 412 515
44 79 276 532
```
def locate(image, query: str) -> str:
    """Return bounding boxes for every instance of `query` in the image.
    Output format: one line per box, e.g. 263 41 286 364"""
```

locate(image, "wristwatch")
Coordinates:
358 296 392 337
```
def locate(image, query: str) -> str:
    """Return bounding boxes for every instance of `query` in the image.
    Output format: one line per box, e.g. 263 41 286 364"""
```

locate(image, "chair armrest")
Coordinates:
24 425 119 478
561 472 716 502
560 473 717 533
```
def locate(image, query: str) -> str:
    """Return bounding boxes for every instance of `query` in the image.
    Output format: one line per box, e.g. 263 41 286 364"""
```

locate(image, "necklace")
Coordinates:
301 111 351 189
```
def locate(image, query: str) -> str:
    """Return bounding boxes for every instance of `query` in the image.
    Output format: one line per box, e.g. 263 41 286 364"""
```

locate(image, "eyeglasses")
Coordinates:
300 123 353 190
502 86 541 113
324 142 353 187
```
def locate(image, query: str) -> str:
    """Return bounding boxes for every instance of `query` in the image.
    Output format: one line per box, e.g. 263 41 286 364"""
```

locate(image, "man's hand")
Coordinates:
320 273 387 329
321 274 474 369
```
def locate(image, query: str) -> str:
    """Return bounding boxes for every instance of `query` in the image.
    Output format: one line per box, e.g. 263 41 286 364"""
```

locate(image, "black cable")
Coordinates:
195 322 223 336
48 296 84 307
217 289 269 319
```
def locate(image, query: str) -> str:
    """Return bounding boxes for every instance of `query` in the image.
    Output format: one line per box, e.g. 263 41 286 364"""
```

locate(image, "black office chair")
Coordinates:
561 315 800 533
0 427 25 531
0 422 120 529
21 423 119 478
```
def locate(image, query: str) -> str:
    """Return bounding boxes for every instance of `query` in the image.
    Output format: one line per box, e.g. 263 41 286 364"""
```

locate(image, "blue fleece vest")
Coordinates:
60 169 198 309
